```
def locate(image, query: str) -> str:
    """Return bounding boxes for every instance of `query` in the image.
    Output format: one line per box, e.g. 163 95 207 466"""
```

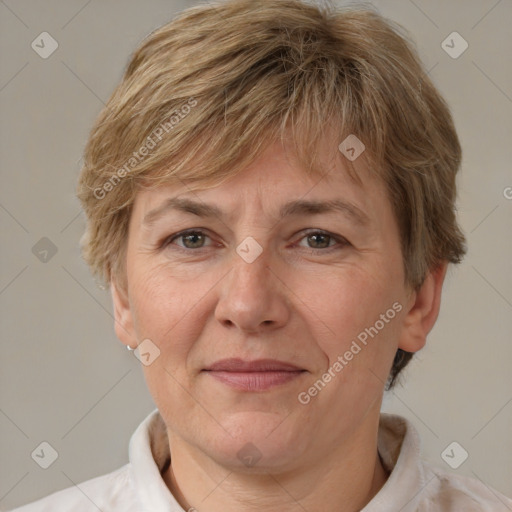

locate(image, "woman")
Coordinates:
12 0 512 510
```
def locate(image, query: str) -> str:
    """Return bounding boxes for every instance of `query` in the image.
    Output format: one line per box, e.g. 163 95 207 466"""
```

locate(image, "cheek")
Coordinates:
129 268 174 336
127 265 204 410
304 264 403 366
127 262 215 366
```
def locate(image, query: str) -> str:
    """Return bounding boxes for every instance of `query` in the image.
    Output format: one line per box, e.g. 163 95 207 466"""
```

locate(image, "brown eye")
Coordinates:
306 232 333 249
296 230 350 252
164 230 213 250
179 231 207 249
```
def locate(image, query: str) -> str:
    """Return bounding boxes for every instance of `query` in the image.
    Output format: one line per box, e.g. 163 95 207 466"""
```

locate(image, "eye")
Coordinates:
163 229 213 250
295 230 349 251
160 228 349 253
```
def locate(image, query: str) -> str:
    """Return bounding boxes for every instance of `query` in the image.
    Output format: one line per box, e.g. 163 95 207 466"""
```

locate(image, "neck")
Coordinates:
162 413 390 512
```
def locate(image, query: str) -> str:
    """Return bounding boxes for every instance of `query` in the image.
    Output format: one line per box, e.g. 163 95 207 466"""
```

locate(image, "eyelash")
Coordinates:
160 228 350 254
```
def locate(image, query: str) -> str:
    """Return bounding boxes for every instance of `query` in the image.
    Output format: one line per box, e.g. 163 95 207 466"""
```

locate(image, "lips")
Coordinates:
205 358 303 372
203 358 306 391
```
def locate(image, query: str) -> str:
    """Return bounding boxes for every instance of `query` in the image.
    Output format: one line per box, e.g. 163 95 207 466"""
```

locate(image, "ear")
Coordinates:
398 261 448 353
111 278 138 349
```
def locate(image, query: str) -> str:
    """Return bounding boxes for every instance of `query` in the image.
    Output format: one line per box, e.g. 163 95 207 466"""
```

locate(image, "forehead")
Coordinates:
132 138 388 225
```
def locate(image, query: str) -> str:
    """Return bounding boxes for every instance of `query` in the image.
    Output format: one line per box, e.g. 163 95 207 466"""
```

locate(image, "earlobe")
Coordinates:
398 262 448 353
111 278 137 349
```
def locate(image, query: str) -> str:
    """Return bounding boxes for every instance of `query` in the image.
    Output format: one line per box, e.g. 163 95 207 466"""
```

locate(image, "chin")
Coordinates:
205 411 308 472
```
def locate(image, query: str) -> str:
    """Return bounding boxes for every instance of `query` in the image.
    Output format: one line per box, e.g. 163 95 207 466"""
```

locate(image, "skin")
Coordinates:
112 136 447 512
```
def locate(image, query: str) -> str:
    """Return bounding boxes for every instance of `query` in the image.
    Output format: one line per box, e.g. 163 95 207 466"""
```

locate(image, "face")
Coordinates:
113 137 428 472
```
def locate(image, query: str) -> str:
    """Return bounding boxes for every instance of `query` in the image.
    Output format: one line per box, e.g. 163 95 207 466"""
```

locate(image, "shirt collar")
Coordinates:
363 412 428 511
129 409 183 511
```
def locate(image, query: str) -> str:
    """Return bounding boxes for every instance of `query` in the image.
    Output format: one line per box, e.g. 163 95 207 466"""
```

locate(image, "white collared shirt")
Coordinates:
10 409 512 511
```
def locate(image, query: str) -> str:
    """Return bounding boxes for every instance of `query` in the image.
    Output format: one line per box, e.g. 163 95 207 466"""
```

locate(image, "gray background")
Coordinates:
1 0 511 509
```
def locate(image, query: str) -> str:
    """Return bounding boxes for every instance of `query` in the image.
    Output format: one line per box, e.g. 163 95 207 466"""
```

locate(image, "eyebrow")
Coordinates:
142 196 370 227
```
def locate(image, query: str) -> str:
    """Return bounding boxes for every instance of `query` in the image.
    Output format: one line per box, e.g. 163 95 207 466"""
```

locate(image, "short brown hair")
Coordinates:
77 0 466 389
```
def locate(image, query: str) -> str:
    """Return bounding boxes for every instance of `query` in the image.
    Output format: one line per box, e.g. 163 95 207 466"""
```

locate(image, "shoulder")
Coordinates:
8 464 142 512
375 413 512 511
419 460 512 511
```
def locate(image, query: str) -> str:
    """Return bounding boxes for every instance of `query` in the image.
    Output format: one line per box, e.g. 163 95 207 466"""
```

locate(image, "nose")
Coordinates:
214 246 291 334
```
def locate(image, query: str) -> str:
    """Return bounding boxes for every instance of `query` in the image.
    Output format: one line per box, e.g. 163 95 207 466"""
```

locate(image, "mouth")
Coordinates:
202 358 307 391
